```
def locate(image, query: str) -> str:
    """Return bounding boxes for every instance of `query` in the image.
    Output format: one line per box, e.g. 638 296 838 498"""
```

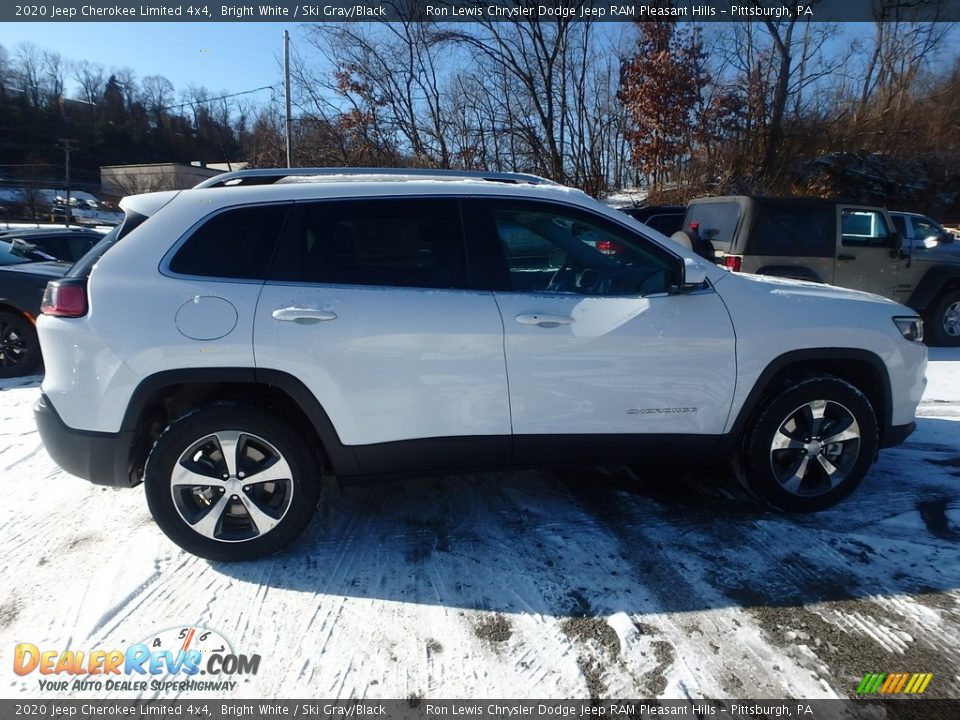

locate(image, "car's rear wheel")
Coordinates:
0 311 41 378
926 289 960 347
144 403 321 561
741 376 878 512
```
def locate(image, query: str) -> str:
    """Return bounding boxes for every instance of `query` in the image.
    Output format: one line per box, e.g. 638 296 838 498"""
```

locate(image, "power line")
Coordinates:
159 85 278 112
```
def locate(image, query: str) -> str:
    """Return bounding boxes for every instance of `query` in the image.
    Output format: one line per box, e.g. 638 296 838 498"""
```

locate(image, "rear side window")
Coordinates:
170 204 289 280
684 202 741 251
750 204 834 257
269 198 466 289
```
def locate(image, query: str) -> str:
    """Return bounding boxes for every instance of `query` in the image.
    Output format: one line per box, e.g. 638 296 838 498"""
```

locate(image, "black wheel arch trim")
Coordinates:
906 265 960 311
718 348 894 455
120 367 361 476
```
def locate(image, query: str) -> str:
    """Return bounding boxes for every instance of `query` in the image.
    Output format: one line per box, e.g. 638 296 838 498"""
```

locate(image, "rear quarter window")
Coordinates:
750 204 835 257
169 204 290 280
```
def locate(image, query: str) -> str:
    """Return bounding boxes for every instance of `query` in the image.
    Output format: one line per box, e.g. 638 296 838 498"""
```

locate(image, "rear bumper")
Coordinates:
34 393 135 487
880 421 916 449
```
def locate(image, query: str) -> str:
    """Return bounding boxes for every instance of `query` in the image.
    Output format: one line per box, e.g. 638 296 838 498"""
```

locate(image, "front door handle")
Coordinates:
272 307 338 323
838 254 856 261
515 313 574 327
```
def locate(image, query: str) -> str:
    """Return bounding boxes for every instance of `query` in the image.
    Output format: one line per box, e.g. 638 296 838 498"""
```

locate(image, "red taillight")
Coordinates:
723 256 742 272
41 281 88 318
596 239 621 255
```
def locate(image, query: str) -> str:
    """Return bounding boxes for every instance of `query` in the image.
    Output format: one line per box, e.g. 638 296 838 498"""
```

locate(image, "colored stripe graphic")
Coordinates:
857 672 932 694
904 674 921 694
893 673 909 693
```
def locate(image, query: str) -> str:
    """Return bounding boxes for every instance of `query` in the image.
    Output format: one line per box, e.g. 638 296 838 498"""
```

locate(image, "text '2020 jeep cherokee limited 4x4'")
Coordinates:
34 169 927 561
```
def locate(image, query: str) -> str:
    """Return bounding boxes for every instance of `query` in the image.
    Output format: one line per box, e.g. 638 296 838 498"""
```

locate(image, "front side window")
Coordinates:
169 204 290 279
841 209 891 248
490 202 678 296
269 198 466 289
910 216 942 241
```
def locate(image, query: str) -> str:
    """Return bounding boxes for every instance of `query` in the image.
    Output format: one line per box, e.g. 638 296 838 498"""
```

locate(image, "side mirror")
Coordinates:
681 257 707 291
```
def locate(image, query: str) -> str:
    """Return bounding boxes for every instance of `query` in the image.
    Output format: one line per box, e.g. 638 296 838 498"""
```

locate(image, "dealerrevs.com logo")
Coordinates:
14 626 260 692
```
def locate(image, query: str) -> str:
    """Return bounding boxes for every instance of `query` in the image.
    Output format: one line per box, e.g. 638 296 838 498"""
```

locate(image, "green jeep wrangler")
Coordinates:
678 196 960 346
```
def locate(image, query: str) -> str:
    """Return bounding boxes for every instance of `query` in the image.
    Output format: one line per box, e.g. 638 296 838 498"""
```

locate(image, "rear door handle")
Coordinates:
838 254 856 261
272 307 337 323
515 313 574 327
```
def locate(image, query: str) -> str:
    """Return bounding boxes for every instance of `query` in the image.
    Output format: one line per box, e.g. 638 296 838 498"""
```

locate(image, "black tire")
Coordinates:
0 311 41 378
741 376 878 512
925 289 960 347
144 403 321 561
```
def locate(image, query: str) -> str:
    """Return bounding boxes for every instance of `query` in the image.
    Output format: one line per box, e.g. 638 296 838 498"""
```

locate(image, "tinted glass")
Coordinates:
841 209 890 248
645 214 684 236
684 202 741 252
911 216 941 240
30 236 68 260
170 204 289 280
891 215 907 237
0 241 29 266
67 235 99 261
491 202 678 296
270 198 466 289
751 204 835 257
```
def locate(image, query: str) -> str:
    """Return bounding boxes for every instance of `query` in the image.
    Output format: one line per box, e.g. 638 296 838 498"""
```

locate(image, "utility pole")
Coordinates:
58 138 76 226
284 30 293 168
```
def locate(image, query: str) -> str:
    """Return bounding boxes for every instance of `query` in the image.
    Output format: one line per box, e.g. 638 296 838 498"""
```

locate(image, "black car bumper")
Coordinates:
880 421 916 449
34 394 135 487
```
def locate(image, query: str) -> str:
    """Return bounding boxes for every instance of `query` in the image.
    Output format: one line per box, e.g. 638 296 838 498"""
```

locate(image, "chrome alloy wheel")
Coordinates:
170 430 295 542
768 399 861 497
943 299 960 338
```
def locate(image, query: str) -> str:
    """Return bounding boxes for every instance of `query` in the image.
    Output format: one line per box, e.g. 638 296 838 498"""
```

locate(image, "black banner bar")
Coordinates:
0 700 956 720
3 0 960 23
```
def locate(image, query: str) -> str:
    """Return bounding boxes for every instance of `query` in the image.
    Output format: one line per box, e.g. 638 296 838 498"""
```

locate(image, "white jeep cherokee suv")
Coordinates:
34 169 927 561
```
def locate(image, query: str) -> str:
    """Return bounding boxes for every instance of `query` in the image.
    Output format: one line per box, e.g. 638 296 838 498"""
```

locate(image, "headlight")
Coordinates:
893 316 923 342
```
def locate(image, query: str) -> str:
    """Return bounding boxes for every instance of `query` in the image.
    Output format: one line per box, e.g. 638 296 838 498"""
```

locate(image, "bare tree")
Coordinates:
140 74 174 126
73 59 105 105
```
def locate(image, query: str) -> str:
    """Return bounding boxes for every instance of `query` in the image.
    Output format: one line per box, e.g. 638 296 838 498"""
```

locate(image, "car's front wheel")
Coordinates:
144 403 321 561
741 376 878 512
926 289 960 347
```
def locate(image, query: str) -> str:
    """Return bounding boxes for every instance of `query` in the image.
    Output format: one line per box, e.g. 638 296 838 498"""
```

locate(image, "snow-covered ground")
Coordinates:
1 352 958 700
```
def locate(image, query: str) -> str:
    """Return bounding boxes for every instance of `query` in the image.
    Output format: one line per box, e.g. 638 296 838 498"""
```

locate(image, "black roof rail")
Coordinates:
192 167 558 189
